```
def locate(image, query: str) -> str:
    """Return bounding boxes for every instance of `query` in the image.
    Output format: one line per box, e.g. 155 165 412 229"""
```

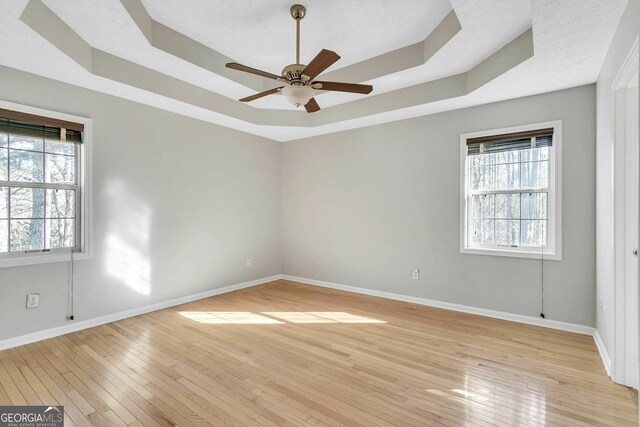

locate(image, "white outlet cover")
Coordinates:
412 269 420 280
26 293 39 309
246 259 252 267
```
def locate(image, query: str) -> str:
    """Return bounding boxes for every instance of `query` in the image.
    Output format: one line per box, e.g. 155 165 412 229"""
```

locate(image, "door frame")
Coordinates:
611 36 639 388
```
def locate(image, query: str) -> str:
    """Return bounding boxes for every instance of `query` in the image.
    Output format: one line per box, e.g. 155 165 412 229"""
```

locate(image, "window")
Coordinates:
0 105 91 266
460 121 562 260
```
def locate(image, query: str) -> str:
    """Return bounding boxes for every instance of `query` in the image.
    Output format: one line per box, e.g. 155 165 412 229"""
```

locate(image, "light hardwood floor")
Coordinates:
0 279 636 426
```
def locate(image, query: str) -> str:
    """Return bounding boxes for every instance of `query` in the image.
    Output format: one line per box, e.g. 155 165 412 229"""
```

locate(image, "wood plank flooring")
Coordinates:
0 279 636 426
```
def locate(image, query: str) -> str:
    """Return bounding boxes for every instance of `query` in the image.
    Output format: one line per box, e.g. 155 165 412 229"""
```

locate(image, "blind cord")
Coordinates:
68 249 75 321
540 195 548 319
540 243 545 318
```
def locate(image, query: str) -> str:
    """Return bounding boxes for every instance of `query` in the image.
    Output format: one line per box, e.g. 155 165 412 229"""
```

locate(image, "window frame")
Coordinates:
459 120 562 260
0 100 92 268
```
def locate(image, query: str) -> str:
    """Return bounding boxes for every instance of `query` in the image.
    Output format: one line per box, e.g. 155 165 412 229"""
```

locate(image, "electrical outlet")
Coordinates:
598 297 604 313
412 269 420 280
246 258 252 267
26 293 39 309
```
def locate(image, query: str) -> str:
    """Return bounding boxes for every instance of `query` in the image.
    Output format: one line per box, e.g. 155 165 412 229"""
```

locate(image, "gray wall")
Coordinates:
282 85 596 326
0 66 282 341
595 0 640 358
0 66 600 343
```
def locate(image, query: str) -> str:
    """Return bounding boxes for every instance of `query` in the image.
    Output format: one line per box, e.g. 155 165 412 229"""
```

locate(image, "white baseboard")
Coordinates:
281 275 595 336
593 329 612 377
0 275 281 352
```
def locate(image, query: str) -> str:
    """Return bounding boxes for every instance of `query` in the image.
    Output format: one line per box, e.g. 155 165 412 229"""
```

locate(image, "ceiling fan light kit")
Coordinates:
281 84 314 107
225 4 373 113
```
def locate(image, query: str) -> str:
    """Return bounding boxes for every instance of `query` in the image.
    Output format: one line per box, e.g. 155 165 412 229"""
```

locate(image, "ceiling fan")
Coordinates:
225 4 373 113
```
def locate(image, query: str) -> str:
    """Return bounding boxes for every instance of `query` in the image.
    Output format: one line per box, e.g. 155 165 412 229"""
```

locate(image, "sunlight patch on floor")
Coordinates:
179 311 283 324
178 311 386 324
262 312 386 324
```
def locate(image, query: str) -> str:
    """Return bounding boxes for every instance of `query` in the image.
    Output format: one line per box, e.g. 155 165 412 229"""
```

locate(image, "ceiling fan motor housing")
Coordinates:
282 64 309 83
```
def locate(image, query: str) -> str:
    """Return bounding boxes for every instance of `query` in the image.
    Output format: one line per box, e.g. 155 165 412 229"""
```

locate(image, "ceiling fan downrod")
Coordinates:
290 4 306 65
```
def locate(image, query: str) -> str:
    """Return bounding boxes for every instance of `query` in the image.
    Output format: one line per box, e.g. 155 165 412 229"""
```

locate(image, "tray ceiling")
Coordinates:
0 0 628 141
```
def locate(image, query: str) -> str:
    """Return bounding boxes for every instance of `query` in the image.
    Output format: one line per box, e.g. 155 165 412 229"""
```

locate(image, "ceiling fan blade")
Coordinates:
301 49 340 80
226 62 282 81
239 87 283 102
313 81 373 94
304 98 320 113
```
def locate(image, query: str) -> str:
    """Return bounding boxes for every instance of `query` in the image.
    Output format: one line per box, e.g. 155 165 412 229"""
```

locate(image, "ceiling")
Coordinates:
0 0 628 141
142 0 453 73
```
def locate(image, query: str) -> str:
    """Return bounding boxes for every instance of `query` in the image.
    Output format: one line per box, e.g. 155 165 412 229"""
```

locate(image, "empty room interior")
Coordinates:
0 0 639 425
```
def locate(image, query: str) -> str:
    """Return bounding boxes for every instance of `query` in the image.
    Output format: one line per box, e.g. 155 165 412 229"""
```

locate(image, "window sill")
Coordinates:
0 251 91 269
460 247 562 261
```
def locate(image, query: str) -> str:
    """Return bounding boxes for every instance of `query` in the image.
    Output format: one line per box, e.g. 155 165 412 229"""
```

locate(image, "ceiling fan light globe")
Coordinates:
282 84 314 107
